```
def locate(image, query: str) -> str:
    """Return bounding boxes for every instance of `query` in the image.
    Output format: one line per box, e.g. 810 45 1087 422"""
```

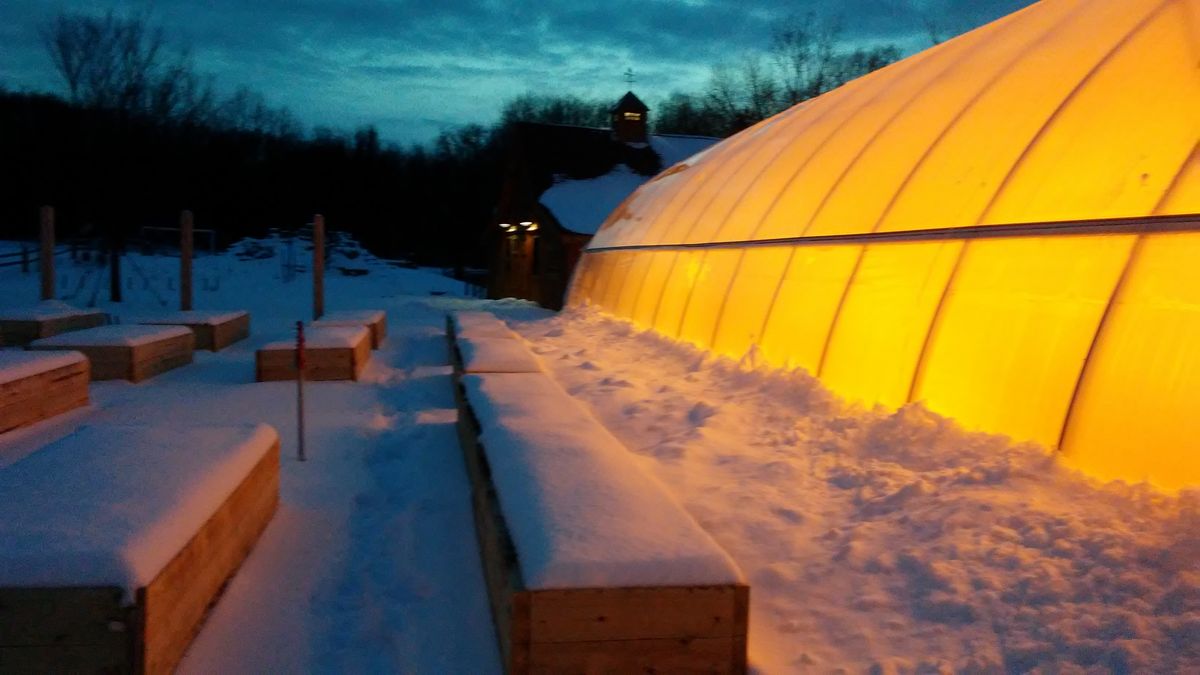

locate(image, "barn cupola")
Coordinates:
610 91 649 144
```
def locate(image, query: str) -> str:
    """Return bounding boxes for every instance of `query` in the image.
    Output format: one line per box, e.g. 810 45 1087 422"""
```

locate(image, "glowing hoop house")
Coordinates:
568 0 1200 492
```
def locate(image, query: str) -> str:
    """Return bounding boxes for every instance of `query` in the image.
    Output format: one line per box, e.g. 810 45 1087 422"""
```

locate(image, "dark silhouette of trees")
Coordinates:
0 8 903 270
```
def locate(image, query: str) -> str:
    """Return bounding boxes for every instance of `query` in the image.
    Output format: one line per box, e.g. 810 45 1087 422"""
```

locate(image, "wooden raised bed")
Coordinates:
139 310 250 351
0 351 89 434
450 336 542 376
256 325 370 381
28 325 195 383
454 368 749 674
314 310 387 349
0 424 280 674
0 302 107 347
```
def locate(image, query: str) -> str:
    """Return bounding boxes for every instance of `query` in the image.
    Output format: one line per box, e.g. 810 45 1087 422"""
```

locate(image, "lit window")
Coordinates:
623 112 642 121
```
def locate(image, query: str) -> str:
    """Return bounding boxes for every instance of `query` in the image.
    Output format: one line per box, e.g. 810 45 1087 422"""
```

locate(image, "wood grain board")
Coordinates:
0 358 89 434
255 330 370 381
0 312 108 347
30 332 195 383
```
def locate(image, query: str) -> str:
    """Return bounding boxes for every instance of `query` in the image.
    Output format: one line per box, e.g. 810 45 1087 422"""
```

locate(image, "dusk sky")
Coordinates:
2 0 1031 145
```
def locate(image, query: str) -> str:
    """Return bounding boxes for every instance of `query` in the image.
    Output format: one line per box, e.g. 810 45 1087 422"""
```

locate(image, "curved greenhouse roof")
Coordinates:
568 0 1200 491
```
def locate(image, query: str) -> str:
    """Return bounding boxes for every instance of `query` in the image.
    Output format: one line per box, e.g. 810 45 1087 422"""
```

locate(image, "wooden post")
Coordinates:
109 228 122 303
312 214 325 320
296 321 306 462
39 206 55 300
180 210 194 311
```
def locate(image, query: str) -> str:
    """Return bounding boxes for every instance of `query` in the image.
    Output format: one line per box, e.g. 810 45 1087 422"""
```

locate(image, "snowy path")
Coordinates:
179 305 500 672
512 308 1200 674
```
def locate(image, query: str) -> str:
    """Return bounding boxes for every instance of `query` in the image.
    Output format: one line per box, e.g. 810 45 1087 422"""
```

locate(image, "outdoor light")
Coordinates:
519 221 538 232
505 225 517 233
498 222 511 229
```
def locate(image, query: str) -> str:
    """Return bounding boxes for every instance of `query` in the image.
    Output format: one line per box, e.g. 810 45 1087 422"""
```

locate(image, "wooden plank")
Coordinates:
528 635 744 674
528 586 744 643
369 314 386 349
137 440 280 675
256 327 368 382
130 332 195 383
0 360 89 433
351 331 370 379
25 345 132 382
155 314 250 352
211 314 250 351
32 331 193 383
0 312 107 347
190 324 216 351
42 312 108 338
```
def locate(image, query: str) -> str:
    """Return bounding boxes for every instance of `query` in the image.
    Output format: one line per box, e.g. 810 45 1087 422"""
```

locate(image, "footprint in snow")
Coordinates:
687 402 718 426
771 506 805 524
649 444 686 460
599 376 632 388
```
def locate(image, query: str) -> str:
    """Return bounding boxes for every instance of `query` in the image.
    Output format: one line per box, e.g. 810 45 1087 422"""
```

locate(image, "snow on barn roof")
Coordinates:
539 133 719 236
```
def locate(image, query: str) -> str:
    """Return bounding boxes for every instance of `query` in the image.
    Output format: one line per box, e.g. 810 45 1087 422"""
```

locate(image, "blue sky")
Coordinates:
1 0 1031 145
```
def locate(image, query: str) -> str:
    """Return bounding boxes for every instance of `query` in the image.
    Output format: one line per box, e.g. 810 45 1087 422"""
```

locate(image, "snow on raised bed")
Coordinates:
462 372 743 589
0 349 87 384
0 300 102 321
458 336 542 373
314 309 385 326
0 423 277 595
30 323 192 348
259 326 368 351
138 310 249 326
451 311 515 339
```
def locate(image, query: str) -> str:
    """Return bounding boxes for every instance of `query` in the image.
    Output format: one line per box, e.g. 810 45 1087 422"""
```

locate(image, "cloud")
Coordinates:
0 0 1032 144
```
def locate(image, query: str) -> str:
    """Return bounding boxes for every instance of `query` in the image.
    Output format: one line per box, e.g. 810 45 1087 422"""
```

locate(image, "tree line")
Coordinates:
0 10 900 268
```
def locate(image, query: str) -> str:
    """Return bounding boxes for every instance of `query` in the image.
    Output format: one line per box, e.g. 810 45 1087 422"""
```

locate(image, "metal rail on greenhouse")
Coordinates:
585 213 1200 254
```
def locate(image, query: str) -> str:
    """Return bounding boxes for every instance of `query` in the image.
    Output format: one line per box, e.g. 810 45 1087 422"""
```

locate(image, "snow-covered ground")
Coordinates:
1 237 1196 673
510 307 1200 673
0 238 528 673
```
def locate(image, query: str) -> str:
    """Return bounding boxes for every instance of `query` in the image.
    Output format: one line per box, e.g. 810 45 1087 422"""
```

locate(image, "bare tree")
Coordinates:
42 10 297 134
43 10 166 114
771 14 842 105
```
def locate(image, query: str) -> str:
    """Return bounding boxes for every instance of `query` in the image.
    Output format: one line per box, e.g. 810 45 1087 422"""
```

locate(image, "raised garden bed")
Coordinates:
0 301 108 347
255 326 370 381
454 359 749 673
0 424 280 674
313 310 386 349
28 325 195 383
139 310 250 352
0 351 89 434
